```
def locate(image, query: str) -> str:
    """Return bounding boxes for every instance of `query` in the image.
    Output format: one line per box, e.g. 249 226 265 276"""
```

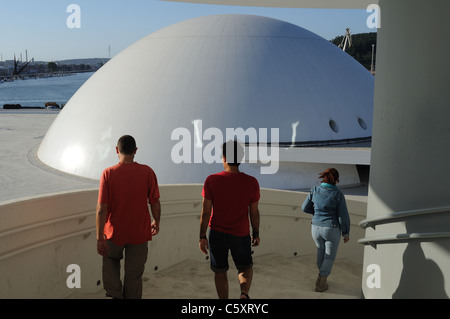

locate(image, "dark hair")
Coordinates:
117 135 136 155
222 140 244 167
319 168 340 185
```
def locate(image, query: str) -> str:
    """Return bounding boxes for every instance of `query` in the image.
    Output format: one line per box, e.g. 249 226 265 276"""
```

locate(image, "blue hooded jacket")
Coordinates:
302 183 350 237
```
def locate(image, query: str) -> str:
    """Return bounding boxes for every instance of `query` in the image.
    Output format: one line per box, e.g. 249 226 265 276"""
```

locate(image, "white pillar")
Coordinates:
362 0 450 298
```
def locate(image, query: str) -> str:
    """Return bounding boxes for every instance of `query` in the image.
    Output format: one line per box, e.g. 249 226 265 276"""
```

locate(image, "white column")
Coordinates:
362 0 450 298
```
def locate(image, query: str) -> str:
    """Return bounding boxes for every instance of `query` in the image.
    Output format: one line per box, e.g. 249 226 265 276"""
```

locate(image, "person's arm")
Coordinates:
337 193 350 243
150 199 161 236
96 202 109 256
249 201 260 247
199 197 212 254
301 188 315 215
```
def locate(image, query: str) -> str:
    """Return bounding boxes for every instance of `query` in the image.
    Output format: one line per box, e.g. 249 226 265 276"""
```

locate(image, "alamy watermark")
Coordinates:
65 262 382 289
66 4 380 30
66 4 81 29
366 263 381 288
170 120 280 174
366 4 381 29
66 264 81 288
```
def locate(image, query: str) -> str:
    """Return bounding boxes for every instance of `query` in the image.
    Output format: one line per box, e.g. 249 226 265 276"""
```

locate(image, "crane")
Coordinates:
12 54 32 77
338 28 352 52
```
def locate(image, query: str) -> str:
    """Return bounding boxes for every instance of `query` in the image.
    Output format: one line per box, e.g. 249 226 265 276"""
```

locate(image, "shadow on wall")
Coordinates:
393 219 449 299
393 241 448 298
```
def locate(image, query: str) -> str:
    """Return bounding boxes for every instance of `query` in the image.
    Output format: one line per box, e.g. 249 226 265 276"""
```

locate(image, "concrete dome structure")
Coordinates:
37 14 374 188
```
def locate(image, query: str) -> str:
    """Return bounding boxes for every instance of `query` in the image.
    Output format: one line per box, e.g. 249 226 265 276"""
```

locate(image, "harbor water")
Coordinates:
0 72 94 108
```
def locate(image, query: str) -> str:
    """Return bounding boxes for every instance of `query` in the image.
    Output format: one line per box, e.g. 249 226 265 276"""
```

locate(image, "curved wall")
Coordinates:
359 0 450 299
0 185 366 298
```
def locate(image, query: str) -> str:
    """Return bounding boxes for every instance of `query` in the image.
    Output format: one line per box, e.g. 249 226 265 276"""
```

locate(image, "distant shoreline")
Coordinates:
2 103 63 110
0 108 60 114
0 70 94 82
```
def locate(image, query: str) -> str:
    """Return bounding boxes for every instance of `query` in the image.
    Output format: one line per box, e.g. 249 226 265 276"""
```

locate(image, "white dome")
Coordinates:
38 14 373 188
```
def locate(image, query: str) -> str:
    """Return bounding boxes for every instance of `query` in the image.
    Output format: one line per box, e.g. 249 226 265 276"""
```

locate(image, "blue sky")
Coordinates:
0 0 376 62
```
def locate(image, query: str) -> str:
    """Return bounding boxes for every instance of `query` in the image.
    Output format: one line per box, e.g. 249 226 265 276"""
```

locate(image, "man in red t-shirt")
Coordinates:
199 140 260 299
96 135 161 299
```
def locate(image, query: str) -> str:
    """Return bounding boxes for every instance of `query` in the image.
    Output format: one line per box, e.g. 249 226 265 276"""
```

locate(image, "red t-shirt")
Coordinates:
98 162 160 246
202 171 260 237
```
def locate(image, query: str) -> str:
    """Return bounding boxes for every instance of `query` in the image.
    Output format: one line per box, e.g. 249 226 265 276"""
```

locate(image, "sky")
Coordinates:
0 0 377 62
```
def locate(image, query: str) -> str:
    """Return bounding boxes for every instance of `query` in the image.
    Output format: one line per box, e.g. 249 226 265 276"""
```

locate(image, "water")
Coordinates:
0 72 94 108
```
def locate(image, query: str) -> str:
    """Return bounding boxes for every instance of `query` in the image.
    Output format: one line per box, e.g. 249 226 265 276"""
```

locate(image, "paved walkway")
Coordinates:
68 253 362 299
0 110 98 203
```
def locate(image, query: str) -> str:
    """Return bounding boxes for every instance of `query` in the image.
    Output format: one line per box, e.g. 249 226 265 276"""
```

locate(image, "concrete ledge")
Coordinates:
0 184 366 298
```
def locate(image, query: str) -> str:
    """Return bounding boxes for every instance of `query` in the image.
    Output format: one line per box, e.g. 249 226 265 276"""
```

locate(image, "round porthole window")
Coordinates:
358 117 368 130
329 120 339 133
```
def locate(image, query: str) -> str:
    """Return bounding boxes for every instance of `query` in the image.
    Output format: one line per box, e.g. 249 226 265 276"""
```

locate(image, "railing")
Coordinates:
358 232 450 248
359 205 450 229
358 205 450 248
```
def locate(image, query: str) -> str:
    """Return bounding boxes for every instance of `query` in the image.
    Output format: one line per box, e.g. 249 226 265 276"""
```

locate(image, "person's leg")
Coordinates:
103 240 124 299
320 225 341 277
238 267 253 299
231 234 253 298
209 230 230 298
123 242 148 299
214 272 229 299
311 225 325 272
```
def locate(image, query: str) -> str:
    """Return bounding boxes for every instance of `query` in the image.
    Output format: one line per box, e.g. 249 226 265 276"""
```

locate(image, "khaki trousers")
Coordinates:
102 240 148 299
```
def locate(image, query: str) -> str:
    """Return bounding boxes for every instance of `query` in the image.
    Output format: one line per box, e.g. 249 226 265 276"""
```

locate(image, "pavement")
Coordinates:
0 109 98 203
68 253 363 299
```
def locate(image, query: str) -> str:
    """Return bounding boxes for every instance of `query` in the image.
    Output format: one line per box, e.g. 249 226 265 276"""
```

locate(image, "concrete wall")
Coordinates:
0 185 366 298
0 189 100 298
361 0 450 299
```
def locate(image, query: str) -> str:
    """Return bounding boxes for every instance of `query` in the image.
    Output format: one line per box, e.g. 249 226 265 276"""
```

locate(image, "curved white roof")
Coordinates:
38 14 374 187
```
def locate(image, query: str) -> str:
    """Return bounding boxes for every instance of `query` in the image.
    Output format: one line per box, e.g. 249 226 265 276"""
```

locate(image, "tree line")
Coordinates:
330 32 377 71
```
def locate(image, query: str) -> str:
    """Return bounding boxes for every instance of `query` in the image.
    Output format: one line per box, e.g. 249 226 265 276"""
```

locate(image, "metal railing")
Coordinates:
358 205 450 248
358 232 450 248
359 205 450 229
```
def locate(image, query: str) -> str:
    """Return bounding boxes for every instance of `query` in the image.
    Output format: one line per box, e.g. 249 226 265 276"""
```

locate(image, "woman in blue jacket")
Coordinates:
302 168 350 292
